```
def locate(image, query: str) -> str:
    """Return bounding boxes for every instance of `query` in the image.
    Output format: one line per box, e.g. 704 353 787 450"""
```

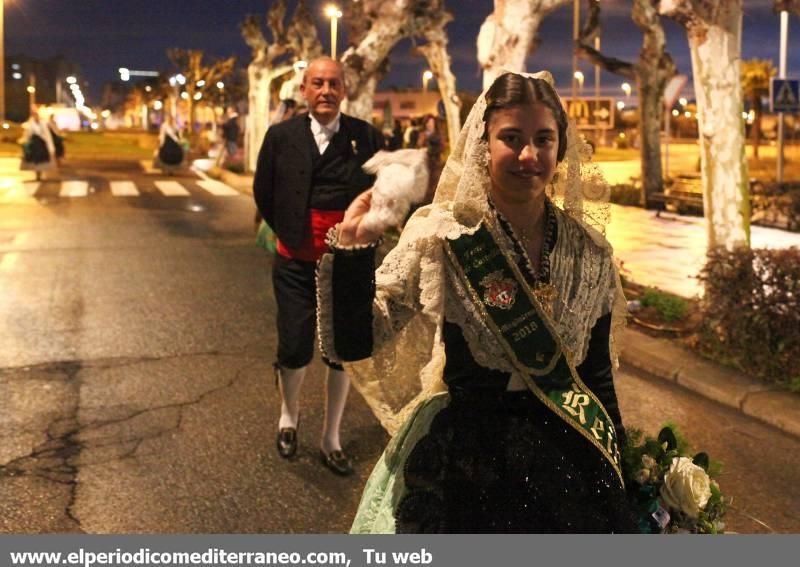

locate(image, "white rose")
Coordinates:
641 455 657 470
659 457 712 518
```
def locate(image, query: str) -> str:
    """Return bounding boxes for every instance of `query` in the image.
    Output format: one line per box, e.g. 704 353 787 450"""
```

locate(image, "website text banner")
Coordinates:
0 535 795 567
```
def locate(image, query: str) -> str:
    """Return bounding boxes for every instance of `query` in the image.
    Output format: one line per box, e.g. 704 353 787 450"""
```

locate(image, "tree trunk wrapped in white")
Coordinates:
341 0 460 142
576 0 676 209
477 0 569 90
661 0 749 250
241 0 321 171
340 0 409 121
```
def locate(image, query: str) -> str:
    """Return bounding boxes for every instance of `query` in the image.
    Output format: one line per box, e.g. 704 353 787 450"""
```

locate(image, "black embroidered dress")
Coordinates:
327 202 636 533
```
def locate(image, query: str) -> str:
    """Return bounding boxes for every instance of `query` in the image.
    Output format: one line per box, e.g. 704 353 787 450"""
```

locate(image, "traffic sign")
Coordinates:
663 74 688 109
771 78 800 113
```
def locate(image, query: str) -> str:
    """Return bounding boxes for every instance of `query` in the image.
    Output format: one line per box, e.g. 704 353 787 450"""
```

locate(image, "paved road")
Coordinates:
1 158 796 533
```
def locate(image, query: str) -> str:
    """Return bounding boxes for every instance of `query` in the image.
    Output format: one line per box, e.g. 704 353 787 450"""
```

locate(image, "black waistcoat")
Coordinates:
309 125 372 210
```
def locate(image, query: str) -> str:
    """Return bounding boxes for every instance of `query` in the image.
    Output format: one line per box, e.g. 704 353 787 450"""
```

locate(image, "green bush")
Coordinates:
225 163 245 174
698 247 800 390
640 287 689 322
609 183 642 206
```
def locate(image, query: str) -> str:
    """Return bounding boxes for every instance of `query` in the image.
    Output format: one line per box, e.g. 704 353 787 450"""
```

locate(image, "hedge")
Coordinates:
698 246 800 391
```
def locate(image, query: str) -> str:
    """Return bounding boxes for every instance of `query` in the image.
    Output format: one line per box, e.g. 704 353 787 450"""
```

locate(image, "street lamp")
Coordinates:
573 71 585 96
26 83 35 109
325 4 343 60
0 0 5 122
621 82 631 99
422 70 434 93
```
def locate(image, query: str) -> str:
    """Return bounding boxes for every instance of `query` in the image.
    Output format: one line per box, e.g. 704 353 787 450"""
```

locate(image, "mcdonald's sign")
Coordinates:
562 98 615 129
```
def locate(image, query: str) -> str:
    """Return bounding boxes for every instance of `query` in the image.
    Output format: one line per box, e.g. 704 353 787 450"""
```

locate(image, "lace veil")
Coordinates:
341 70 626 436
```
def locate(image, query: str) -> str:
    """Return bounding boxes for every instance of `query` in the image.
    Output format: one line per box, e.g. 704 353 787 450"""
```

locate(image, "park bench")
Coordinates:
651 175 704 215
649 177 800 232
750 181 800 231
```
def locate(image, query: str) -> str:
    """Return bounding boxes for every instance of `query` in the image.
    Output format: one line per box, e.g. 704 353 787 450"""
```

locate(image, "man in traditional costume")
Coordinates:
253 57 383 476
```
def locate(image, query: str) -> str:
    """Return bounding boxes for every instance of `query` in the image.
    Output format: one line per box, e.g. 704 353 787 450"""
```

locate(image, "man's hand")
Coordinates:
338 190 384 246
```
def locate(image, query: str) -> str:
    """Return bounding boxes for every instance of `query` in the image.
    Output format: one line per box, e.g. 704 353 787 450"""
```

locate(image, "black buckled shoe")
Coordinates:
320 449 354 476
276 428 297 459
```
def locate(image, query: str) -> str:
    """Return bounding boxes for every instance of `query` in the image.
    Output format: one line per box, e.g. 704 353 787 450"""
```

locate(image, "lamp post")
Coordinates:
571 0 579 100
422 70 433 94
1 0 5 123
325 5 343 60
573 71 584 97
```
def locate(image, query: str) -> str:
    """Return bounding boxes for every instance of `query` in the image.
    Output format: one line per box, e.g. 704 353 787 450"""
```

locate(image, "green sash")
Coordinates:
444 221 624 486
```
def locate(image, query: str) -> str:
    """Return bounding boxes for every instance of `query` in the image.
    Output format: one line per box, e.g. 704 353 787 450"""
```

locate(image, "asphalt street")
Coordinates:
0 158 797 533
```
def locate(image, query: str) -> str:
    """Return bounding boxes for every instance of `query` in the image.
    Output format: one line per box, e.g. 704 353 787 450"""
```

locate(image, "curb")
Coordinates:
209 167 253 196
621 328 800 439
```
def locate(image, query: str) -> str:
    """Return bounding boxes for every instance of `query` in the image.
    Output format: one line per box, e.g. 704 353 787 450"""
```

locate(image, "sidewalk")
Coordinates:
218 167 800 441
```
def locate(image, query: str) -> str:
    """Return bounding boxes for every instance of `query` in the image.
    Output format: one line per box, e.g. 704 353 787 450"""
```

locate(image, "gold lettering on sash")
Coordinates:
591 417 605 440
471 249 501 269
561 383 591 425
606 424 618 463
511 320 539 342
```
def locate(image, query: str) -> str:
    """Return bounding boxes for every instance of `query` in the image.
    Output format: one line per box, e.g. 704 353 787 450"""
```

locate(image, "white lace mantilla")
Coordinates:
317 69 625 435
317 201 624 435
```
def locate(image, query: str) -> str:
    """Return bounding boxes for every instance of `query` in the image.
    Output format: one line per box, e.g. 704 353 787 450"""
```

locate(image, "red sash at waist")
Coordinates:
276 209 345 262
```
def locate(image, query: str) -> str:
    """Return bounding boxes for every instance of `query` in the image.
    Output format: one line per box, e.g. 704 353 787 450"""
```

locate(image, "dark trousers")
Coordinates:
272 254 342 370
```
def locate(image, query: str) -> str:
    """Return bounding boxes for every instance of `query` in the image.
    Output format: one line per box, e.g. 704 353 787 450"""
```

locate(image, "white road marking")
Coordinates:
59 180 89 197
154 180 190 196
109 181 140 196
197 180 239 196
0 252 19 272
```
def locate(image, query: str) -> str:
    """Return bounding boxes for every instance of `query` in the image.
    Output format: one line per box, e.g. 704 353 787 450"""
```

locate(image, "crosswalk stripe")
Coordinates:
154 180 190 196
0 181 38 202
109 181 140 196
59 180 89 197
197 180 239 196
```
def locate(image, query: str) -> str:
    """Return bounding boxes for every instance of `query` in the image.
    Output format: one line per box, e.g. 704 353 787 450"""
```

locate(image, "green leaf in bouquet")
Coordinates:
707 459 723 478
693 452 710 471
658 426 678 450
644 439 663 458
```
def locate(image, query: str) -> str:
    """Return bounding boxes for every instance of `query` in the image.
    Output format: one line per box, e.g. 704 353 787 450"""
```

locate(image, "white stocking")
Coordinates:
277 365 306 430
321 367 349 454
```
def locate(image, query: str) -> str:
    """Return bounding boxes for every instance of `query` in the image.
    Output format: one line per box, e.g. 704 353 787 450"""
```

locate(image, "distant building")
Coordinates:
371 90 442 126
3 55 81 122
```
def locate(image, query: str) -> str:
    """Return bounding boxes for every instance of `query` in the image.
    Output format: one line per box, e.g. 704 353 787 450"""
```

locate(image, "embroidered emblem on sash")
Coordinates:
480 270 518 310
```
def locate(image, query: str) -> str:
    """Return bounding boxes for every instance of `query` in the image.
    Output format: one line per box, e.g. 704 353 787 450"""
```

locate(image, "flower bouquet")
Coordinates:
622 424 727 534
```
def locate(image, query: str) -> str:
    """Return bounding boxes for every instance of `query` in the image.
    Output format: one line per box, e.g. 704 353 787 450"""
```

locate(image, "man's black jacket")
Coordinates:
253 113 383 250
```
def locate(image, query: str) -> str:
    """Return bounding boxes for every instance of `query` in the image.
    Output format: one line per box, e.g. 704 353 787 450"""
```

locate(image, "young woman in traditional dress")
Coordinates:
317 71 636 533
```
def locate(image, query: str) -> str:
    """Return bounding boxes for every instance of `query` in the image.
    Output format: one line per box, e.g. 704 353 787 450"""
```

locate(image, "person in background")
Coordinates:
19 107 56 181
47 113 65 164
252 57 384 476
157 115 184 174
403 118 420 149
221 106 241 164
417 114 444 202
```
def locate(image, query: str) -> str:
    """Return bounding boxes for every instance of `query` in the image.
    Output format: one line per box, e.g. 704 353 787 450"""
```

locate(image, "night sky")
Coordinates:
4 0 798 103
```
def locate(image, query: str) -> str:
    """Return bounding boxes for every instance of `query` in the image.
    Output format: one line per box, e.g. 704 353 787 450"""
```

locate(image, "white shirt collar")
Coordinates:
309 112 341 136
